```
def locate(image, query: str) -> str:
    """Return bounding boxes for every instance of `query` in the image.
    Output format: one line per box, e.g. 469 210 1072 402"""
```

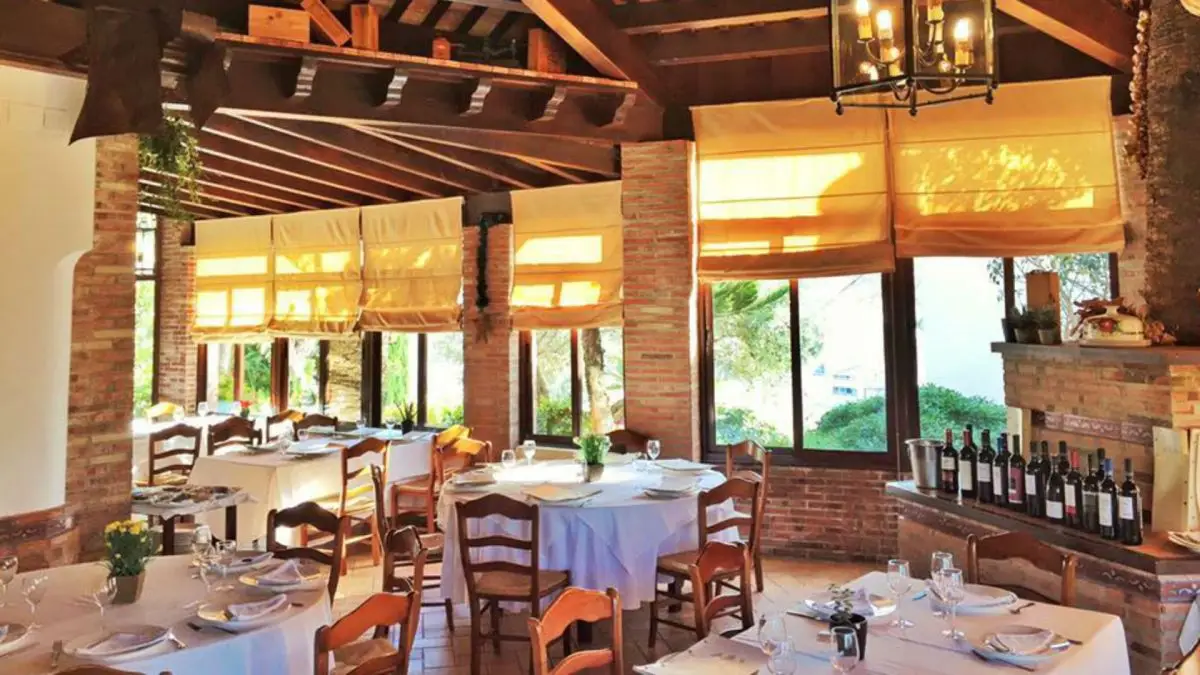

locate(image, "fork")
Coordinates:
168 633 188 650
1008 601 1036 615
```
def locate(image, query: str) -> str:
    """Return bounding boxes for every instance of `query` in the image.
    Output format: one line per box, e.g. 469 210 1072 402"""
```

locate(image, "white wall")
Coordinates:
0 65 96 517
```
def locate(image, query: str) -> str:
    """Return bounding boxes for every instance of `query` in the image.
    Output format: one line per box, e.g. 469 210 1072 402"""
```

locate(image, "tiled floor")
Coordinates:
332 553 875 675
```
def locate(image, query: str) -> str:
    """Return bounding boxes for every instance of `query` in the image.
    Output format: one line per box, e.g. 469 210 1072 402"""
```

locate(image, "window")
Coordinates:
201 342 273 414
379 332 465 429
521 328 626 444
133 214 158 417
1007 254 1114 330
381 333 418 423
243 342 272 409
426 332 464 427
287 339 323 411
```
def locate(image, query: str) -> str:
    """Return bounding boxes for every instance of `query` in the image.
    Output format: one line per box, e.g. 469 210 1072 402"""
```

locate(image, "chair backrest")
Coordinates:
58 667 167 675
698 476 761 547
434 424 471 450
207 416 260 454
382 526 430 594
967 531 1078 607
689 541 753 640
296 413 339 438
266 502 349 600
146 423 202 486
437 438 492 484
314 591 421 675
266 409 304 441
725 440 770 481
528 587 623 675
338 437 389 515
606 428 649 455
456 493 540 605
371 464 390 534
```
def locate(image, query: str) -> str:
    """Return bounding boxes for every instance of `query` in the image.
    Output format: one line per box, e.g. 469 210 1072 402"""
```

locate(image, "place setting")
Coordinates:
642 475 702 500
521 483 603 507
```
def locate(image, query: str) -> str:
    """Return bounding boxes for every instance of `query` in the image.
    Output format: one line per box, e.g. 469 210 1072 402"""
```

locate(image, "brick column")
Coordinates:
620 141 701 460
156 219 197 409
67 134 137 558
326 337 363 422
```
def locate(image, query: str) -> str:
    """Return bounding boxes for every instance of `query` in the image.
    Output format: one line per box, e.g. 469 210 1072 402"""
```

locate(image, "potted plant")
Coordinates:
575 433 611 482
1001 308 1020 343
827 584 868 659
1011 308 1038 344
237 400 252 419
104 519 154 604
399 401 418 434
1033 307 1060 345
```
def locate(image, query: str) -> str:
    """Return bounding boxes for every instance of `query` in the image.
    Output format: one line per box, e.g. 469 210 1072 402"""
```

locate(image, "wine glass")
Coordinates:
356 416 367 434
215 540 238 592
829 626 860 673
0 555 17 607
197 401 209 417
930 551 953 617
91 577 118 633
886 559 915 630
191 526 213 567
173 407 186 422
22 574 47 629
197 549 216 596
522 440 537 465
647 439 661 462
933 568 966 640
501 449 518 470
766 641 797 675
757 614 788 658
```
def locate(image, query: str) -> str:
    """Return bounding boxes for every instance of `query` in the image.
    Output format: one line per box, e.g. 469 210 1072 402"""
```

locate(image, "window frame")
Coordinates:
366 331 465 432
518 329 582 447
195 339 329 414
135 213 162 407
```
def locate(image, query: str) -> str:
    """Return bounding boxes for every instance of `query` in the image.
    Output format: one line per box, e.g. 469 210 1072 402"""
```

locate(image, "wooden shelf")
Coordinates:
990 341 1200 366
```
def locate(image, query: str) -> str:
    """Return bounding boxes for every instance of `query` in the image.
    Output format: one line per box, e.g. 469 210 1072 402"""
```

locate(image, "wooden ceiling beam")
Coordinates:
198 154 367 208
139 173 288 213
139 187 255 218
189 169 335 211
613 0 827 35
440 0 533 14
0 0 86 69
519 0 672 106
996 0 1134 72
382 125 619 176
640 19 829 66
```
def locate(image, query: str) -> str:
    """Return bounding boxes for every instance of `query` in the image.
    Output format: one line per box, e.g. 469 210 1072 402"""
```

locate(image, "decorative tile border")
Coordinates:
0 505 74 548
1035 409 1154 445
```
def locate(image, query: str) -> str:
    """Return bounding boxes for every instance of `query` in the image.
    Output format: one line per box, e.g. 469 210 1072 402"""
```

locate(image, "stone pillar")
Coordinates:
1114 116 1148 306
67 134 138 559
1144 0 1200 343
156 219 197 410
620 141 701 460
326 336 362 422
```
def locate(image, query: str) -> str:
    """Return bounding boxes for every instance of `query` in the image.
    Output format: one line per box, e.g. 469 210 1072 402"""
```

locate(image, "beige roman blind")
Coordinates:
359 198 464 332
193 216 274 341
510 181 623 329
892 76 1124 257
692 98 894 280
270 208 363 336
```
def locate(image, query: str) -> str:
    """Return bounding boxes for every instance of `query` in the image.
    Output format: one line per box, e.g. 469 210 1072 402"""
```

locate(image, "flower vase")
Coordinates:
585 464 605 483
112 573 145 605
401 421 415 434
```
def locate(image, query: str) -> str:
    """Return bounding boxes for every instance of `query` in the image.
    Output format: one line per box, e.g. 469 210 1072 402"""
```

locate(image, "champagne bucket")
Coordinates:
905 438 944 490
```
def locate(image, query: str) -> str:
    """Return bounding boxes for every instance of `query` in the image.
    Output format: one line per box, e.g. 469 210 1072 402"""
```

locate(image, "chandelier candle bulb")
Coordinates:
927 0 944 23
856 0 874 40
953 18 973 67
876 9 894 42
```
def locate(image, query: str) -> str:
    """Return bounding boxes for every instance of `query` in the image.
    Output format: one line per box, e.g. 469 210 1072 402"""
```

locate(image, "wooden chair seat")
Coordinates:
332 638 397 675
419 532 445 553
313 484 377 515
655 551 696 576
315 592 420 675
473 569 570 599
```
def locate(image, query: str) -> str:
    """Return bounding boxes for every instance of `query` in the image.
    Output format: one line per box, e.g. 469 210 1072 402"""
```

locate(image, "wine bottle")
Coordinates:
940 428 958 495
1057 440 1071 477
993 433 1011 505
1119 458 1144 546
1007 433 1026 511
977 429 995 504
1099 458 1119 541
1082 453 1100 534
959 428 977 501
1024 441 1042 517
1065 450 1083 529
1037 442 1052 517
1095 447 1108 484
1045 453 1066 524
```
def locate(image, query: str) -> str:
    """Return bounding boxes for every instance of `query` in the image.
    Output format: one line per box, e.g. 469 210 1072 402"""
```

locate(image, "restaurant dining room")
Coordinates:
1 0 1198 673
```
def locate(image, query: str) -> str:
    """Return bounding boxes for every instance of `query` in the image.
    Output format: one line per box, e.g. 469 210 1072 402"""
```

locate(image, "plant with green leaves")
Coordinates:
574 433 610 466
399 401 417 425
1031 307 1058 329
138 115 201 220
827 584 855 619
104 519 154 578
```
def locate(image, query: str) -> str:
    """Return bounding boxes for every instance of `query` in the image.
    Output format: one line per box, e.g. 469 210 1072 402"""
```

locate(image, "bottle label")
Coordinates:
1099 494 1114 526
1046 500 1064 520
1008 475 1023 503
992 466 1004 496
1065 488 1077 509
942 457 955 471
1119 495 1136 520
978 462 992 482
959 460 973 487
1025 474 1037 495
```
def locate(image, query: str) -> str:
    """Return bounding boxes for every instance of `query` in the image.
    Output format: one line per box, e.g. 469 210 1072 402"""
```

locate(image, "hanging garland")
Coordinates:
138 115 202 221
1123 0 1151 179
470 212 510 343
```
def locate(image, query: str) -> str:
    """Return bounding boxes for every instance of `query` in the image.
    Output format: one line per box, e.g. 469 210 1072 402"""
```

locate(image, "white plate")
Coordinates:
643 487 699 500
804 591 896 618
66 624 170 661
240 561 324 591
0 623 31 658
197 598 291 632
286 439 344 456
655 459 711 473
228 550 274 571
971 624 1071 666
929 584 1019 615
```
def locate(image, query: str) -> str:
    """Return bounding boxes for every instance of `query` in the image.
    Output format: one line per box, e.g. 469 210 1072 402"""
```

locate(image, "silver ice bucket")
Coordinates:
905 438 944 490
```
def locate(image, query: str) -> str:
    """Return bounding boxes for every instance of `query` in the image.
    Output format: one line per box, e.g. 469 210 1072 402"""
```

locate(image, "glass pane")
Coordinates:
382 333 419 425
533 330 573 436
427 332 465 427
798 274 887 452
133 280 155 417
135 212 157 278
580 327 624 434
1008 254 1111 330
243 342 273 411
288 339 322 412
916 258 1007 439
206 343 236 410
712 280 794 449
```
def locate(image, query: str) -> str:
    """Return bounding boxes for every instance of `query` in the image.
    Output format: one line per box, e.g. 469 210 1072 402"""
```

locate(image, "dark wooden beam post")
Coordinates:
995 0 1135 71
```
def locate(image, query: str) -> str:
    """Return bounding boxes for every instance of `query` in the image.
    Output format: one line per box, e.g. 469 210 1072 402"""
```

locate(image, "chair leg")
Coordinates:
369 512 382 566
648 594 659 649
754 549 765 593
299 525 309 548
667 580 681 613
444 598 455 634
426 499 436 534
490 601 501 654
469 598 483 675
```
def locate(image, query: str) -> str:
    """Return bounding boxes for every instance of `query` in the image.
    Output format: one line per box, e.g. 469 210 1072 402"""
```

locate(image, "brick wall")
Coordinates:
760 467 898 563
620 141 701 460
462 220 519 451
66 134 137 558
156 218 196 410
326 337 362 422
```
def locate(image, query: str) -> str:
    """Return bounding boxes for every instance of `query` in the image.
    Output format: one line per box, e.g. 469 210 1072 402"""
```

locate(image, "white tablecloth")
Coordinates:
189 430 433 547
714 571 1131 675
0 555 331 675
438 460 734 610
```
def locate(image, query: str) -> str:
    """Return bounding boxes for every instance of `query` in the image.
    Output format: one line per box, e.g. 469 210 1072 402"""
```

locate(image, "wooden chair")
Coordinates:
207 416 261 455
726 439 771 592
309 437 389 572
58 668 172 675
688 541 754 641
649 476 761 647
144 423 202 487
265 409 304 442
1165 640 1200 674
457 493 571 675
606 428 650 455
314 591 421 675
266 502 349 601
391 433 488 534
966 531 1078 607
296 413 339 439
528 587 623 675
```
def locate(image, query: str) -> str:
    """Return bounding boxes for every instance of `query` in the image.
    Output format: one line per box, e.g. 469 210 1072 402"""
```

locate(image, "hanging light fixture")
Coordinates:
830 0 997 115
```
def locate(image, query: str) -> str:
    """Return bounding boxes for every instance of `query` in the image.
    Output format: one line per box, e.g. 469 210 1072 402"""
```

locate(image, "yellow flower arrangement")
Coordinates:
103 518 154 578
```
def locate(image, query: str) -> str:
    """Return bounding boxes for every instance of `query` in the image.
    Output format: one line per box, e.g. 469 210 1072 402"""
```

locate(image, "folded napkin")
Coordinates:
962 587 1013 608
524 485 600 503
655 476 699 493
227 593 288 621
257 559 304 585
656 459 710 472
79 629 162 657
255 439 286 451
306 426 336 435
992 629 1056 656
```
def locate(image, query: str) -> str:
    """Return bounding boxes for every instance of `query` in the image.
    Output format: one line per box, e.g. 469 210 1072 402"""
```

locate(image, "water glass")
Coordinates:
0 555 17 606
197 551 215 594
829 626 860 673
886 559 915 630
197 401 209 417
356 417 367 432
22 575 47 629
173 407 186 422
298 428 310 442
647 439 662 461
766 641 797 675
91 577 118 632
930 551 953 616
757 614 788 657
521 440 537 465
215 540 238 591
933 568 966 640
501 449 518 469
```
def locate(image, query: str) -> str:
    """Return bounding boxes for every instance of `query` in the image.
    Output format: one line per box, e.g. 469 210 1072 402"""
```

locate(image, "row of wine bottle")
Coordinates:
937 425 1143 546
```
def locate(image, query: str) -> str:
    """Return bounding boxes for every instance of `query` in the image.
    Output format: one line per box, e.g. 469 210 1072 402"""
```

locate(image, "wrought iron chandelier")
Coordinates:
830 0 998 115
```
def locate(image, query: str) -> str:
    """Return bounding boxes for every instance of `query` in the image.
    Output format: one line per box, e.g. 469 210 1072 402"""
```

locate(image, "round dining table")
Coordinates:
437 458 736 610
0 555 331 675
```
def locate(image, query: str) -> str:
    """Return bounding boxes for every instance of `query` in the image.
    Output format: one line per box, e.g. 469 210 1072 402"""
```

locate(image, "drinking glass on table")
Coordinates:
501 449 518 470
91 577 118 632
647 439 661 462
215 540 238 591
191 526 213 565
173 407 186 422
766 641 797 675
758 614 788 658
0 555 17 607
930 551 953 616
197 401 209 417
196 549 216 595
356 416 367 434
521 440 537 465
886 559 915 630
829 626 860 673
933 568 966 640
22 574 47 629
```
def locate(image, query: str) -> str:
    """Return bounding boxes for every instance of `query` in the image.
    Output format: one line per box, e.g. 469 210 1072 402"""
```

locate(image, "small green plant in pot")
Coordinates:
1032 307 1060 345
104 519 154 604
575 433 611 482
399 401 417 434
827 584 868 659
1011 308 1038 344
